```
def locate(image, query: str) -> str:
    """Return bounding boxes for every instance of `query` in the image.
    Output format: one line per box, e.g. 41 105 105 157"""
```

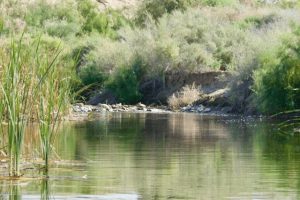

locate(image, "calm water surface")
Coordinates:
1 112 300 200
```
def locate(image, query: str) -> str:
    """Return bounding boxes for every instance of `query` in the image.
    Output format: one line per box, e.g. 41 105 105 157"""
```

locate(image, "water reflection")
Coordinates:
9 184 20 200
1 113 300 199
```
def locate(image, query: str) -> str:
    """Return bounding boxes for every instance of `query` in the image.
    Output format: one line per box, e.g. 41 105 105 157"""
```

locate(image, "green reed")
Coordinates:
0 37 32 177
0 35 71 177
37 53 70 175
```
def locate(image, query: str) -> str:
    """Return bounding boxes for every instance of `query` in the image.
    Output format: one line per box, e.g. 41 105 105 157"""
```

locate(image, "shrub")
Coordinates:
74 35 133 80
135 0 191 25
25 0 81 27
106 66 142 104
253 27 300 114
168 84 200 109
78 0 130 38
79 63 108 86
135 0 239 25
44 20 81 37
238 14 279 29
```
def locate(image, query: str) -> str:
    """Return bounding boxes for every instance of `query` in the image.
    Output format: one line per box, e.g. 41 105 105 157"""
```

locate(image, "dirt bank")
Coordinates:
84 70 248 115
140 71 232 104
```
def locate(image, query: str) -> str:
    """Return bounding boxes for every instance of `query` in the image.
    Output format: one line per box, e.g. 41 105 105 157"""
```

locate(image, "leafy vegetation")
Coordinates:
1 0 299 107
253 26 300 114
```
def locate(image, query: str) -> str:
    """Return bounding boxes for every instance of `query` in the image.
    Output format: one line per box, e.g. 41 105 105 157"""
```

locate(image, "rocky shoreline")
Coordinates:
69 102 232 120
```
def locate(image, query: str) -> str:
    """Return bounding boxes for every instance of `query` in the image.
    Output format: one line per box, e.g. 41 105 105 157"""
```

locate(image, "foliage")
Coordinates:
253 27 300 114
79 63 108 86
78 0 130 38
135 0 238 25
238 14 279 29
106 65 142 104
25 0 81 27
135 0 191 25
44 20 81 38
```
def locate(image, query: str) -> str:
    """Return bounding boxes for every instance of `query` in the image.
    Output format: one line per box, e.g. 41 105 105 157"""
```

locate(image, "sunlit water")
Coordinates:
1 112 300 200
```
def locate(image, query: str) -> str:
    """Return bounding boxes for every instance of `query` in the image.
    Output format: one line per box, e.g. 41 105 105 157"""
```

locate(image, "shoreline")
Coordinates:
68 103 259 121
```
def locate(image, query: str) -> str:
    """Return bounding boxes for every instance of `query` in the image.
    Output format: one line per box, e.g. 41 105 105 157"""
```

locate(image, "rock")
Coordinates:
72 105 82 113
81 105 93 113
137 102 146 110
112 103 122 109
129 106 138 111
75 103 84 107
196 105 205 113
72 104 94 113
98 104 113 111
137 102 146 108
203 108 211 113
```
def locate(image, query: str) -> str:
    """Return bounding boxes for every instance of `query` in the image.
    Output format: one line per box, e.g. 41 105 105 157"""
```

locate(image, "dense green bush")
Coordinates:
106 66 142 104
25 0 81 27
253 27 300 114
135 0 191 25
79 64 108 86
78 0 130 38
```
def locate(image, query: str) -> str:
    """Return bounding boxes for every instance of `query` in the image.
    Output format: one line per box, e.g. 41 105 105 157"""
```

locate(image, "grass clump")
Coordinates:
168 84 200 110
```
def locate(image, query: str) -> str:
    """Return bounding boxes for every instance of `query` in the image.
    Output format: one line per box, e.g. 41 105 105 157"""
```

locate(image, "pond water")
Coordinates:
1 112 300 200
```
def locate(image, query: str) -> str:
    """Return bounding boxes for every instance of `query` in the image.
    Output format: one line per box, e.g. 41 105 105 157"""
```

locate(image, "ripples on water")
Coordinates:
1 112 300 200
